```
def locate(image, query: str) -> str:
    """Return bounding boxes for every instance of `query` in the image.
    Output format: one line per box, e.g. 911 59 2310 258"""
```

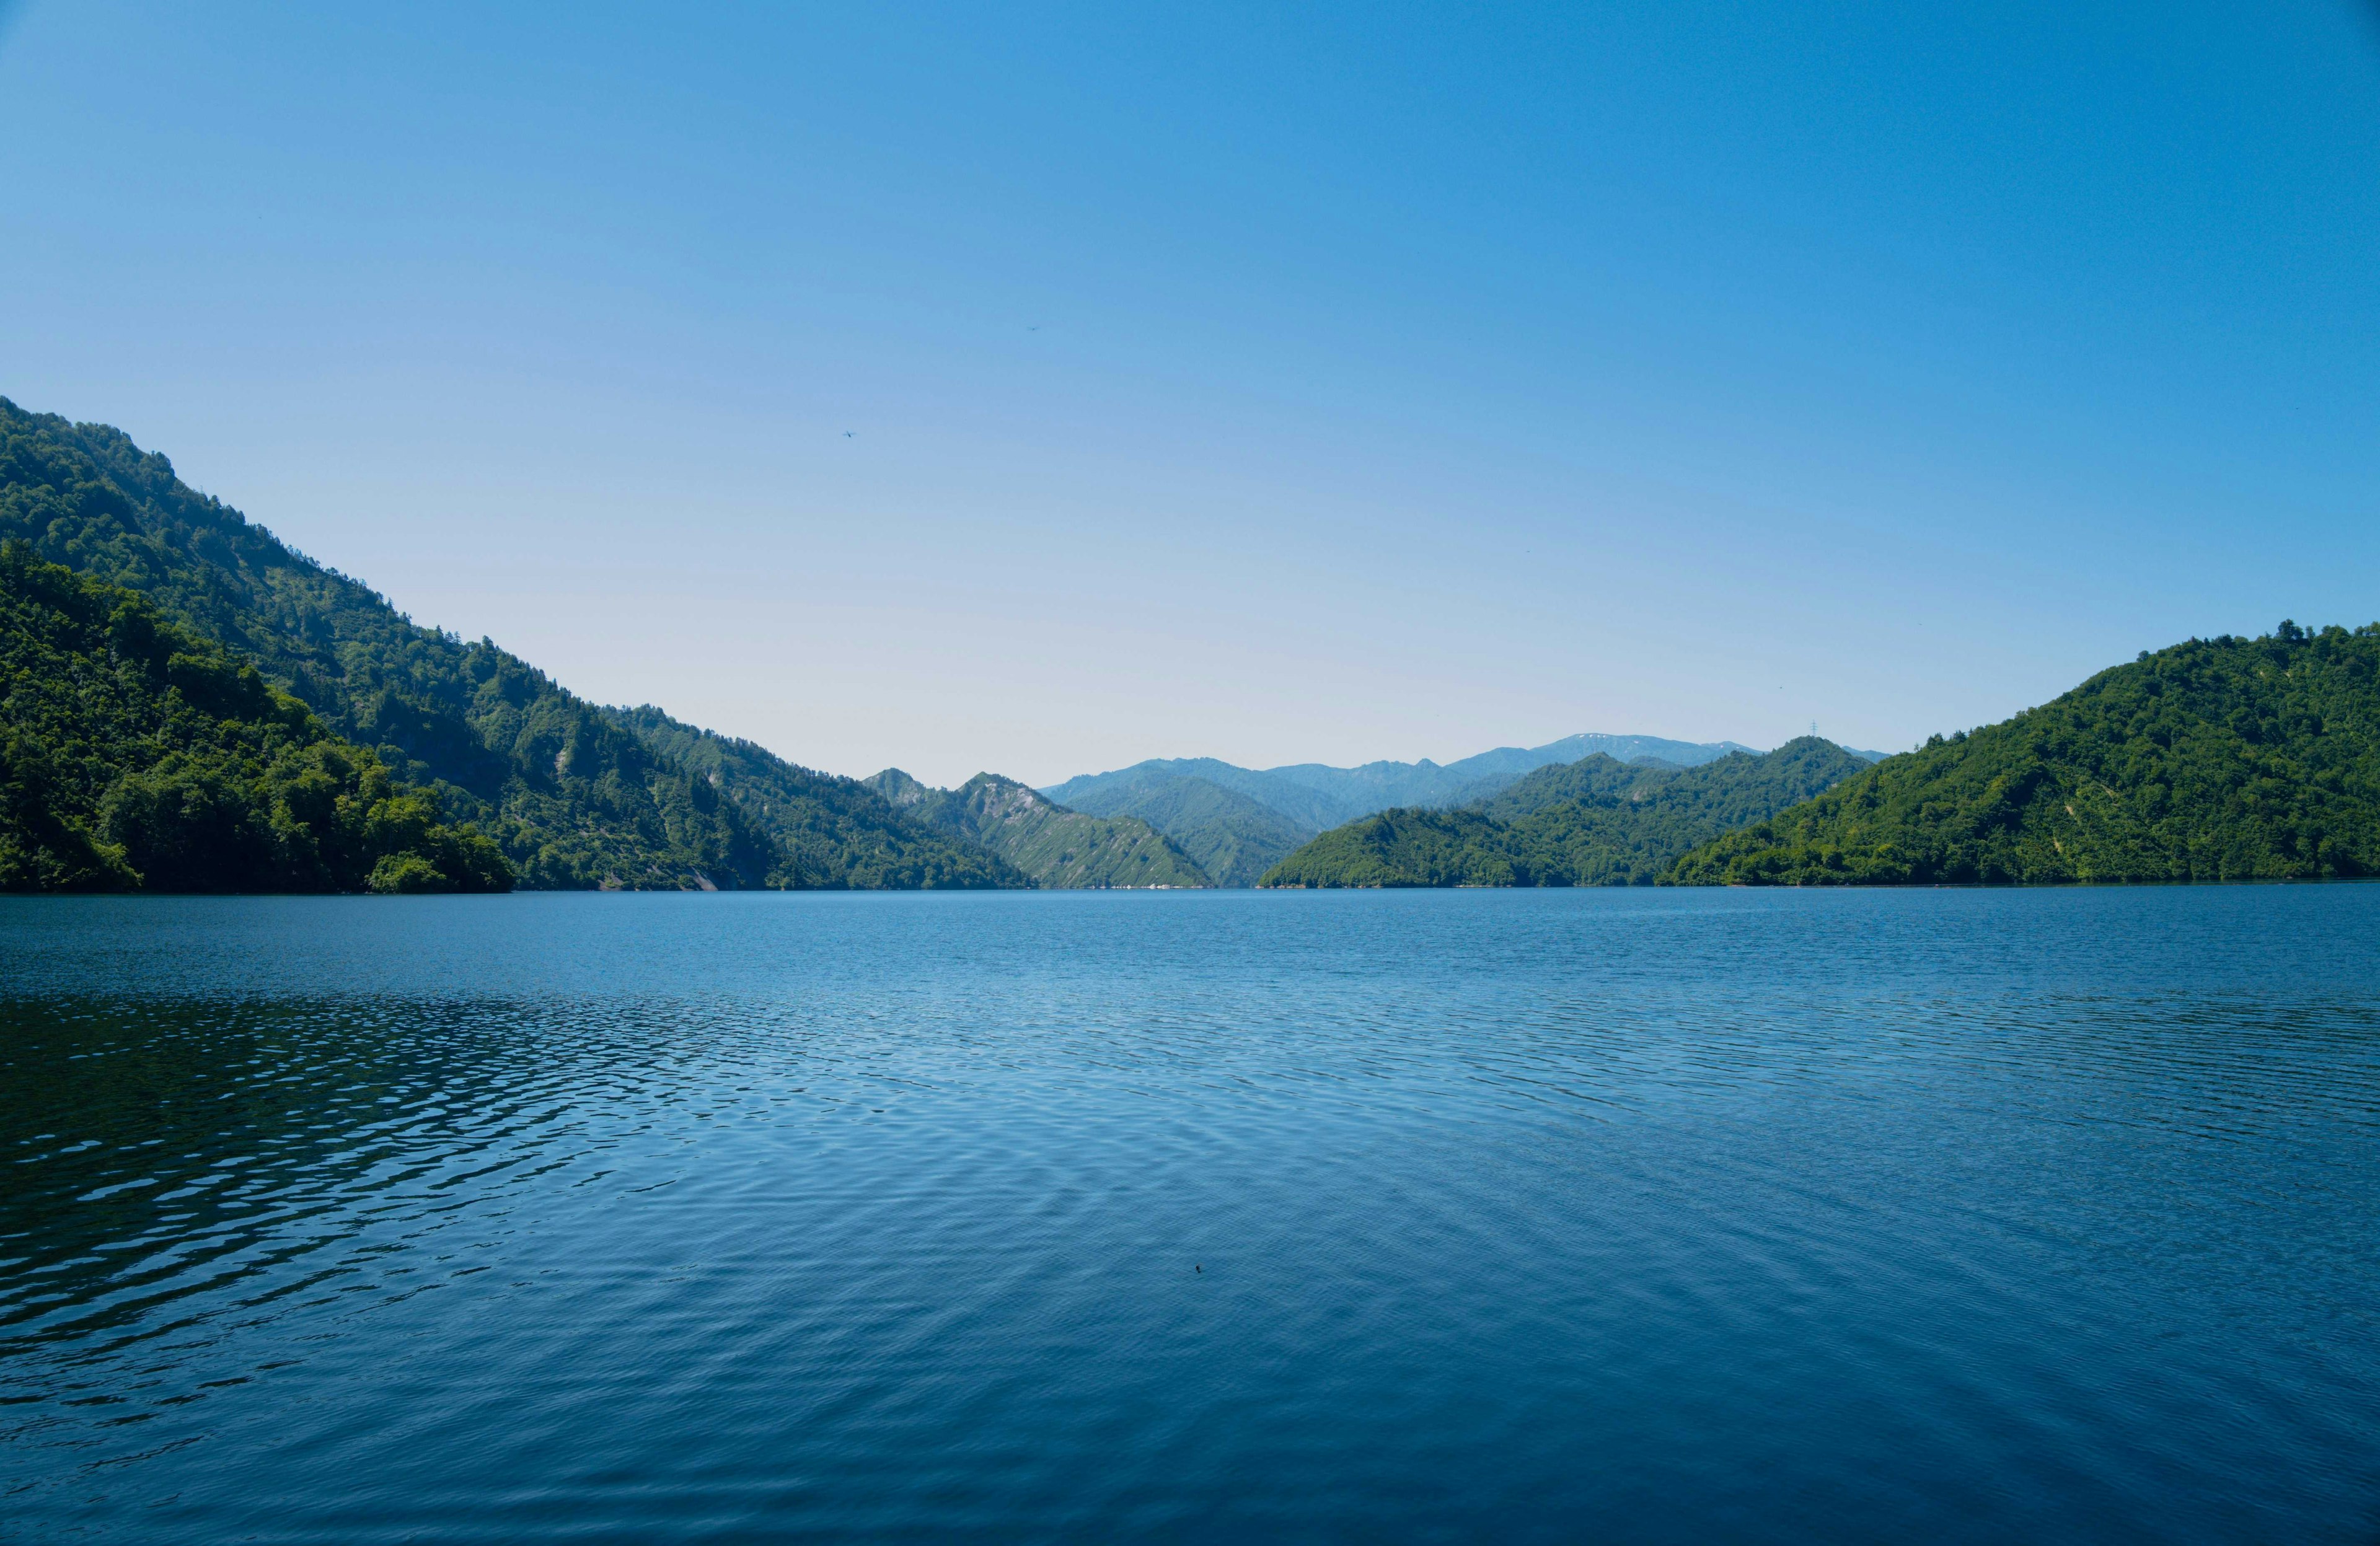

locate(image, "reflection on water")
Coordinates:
2 887 2377 1543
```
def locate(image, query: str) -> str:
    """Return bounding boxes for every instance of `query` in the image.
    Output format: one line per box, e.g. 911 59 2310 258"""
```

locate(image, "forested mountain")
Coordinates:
1 544 509 893
1669 625 2380 885
1261 739 1869 888
0 398 1013 890
1042 734 1765 833
865 770 1211 887
1055 771 1311 887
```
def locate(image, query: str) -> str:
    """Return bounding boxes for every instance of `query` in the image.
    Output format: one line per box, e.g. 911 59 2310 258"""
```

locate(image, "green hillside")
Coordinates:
866 770 1212 887
0 543 508 894
0 398 1012 890
1262 739 1869 888
1668 625 2380 885
1053 771 1310 886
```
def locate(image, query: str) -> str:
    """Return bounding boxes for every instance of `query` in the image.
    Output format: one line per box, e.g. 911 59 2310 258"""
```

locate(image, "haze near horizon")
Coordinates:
2 1 2374 786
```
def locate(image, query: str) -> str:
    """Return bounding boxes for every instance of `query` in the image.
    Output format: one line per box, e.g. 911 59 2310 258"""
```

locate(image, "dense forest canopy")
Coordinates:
1263 738 1868 887
1668 624 2380 885
0 398 1016 890
0 543 509 894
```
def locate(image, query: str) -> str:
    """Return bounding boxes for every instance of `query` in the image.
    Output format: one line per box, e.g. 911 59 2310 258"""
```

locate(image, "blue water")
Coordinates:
1 887 2376 1542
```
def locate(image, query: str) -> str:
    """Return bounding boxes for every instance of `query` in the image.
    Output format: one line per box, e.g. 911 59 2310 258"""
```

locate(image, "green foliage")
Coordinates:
0 543 509 893
368 851 449 895
0 398 1018 890
866 770 1212 887
1668 625 2380 885
1054 772 1311 887
1261 739 1869 888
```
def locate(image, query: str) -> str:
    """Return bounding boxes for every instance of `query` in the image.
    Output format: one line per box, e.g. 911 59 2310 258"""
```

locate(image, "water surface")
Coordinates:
2 887 2375 1542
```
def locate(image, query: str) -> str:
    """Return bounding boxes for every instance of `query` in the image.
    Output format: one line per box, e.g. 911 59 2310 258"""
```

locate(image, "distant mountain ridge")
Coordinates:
1046 758 1351 835
865 770 1211 888
9 396 1990 899
1042 732 1763 833
1056 773 1310 887
1263 738 1872 889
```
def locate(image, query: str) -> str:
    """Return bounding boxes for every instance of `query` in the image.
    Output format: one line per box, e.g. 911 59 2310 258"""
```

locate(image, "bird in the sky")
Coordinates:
844 431 854 438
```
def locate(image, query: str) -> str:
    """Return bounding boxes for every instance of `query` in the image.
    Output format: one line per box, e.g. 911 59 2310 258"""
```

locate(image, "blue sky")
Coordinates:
4 2 2376 786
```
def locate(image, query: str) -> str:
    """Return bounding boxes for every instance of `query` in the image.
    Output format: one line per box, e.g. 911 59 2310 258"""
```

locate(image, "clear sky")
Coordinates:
4 2 2376 787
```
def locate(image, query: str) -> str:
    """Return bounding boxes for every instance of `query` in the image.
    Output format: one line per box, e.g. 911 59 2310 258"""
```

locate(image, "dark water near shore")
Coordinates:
2 887 2376 1542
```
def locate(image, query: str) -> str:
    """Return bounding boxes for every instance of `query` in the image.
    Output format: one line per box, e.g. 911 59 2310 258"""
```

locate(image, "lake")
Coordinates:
2 886 2375 1542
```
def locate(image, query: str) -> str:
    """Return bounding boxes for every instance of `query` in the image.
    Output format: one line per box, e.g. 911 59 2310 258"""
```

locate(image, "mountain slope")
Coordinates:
0 398 1010 890
1055 771 1311 887
1262 739 1870 888
866 771 1211 887
1668 625 2380 885
1 543 509 894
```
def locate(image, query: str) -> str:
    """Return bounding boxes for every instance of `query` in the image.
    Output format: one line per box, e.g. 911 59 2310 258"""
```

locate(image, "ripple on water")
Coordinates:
1 885 2377 1543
